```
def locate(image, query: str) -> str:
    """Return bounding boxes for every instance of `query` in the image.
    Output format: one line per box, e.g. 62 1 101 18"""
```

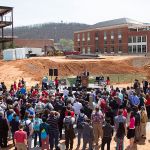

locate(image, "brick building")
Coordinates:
74 18 150 54
14 38 54 49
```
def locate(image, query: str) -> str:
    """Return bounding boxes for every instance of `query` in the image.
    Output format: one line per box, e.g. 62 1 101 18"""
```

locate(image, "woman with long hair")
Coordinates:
116 122 125 150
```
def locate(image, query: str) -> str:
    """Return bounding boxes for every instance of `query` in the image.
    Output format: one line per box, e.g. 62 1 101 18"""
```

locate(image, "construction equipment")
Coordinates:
44 45 64 56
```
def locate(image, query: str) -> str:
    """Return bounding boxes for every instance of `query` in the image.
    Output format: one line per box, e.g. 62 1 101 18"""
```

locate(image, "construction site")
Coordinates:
0 55 149 88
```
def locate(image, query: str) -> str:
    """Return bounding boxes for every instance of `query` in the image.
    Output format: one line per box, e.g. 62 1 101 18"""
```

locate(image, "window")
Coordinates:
111 39 114 44
82 33 85 41
137 45 141 53
118 46 122 52
128 36 132 43
104 39 107 45
133 45 136 53
77 34 80 39
137 36 141 42
142 45 146 53
77 34 80 41
133 36 136 43
111 46 114 52
87 47 91 54
96 48 99 52
118 31 122 39
82 41 85 46
88 41 90 45
104 32 107 39
142 36 146 42
87 32 90 41
95 32 99 37
82 47 85 54
118 39 122 44
78 42 80 46
128 46 132 53
104 46 107 53
111 31 114 39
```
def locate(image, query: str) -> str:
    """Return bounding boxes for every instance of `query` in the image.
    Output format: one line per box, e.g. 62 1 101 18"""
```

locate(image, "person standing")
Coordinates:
54 77 59 90
33 114 42 147
47 111 60 150
76 109 87 147
127 112 135 149
40 117 50 150
140 106 148 139
134 106 141 142
142 80 149 94
145 93 150 119
101 119 114 150
63 111 75 150
0 112 9 148
14 124 27 150
116 122 125 150
10 114 20 146
23 116 34 150
72 99 83 116
82 119 94 150
91 107 104 146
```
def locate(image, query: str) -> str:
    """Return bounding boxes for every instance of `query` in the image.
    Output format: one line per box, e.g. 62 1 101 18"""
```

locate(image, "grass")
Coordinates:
65 73 146 86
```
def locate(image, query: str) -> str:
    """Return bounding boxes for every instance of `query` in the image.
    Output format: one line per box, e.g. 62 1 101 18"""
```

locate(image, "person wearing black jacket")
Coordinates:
101 119 114 150
10 114 20 145
0 112 9 148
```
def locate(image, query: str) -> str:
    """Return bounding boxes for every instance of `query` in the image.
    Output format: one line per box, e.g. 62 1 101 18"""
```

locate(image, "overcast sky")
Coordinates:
1 0 150 27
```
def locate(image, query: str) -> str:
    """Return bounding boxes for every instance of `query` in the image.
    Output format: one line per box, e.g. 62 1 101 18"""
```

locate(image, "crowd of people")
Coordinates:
0 78 150 150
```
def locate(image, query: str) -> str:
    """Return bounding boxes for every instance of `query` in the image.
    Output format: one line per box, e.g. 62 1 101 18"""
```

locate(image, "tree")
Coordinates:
59 39 74 51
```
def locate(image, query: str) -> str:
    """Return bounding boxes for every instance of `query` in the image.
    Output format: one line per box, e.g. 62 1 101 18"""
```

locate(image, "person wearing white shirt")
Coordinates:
72 99 83 115
63 87 69 98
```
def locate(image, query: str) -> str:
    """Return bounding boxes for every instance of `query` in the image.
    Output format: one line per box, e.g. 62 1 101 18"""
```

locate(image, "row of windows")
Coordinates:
80 47 123 53
104 39 122 44
128 45 147 53
128 36 146 43
104 46 122 52
78 39 122 46
77 31 122 41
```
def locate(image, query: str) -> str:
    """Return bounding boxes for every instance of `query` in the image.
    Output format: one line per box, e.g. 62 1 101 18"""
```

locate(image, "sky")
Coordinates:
1 0 150 27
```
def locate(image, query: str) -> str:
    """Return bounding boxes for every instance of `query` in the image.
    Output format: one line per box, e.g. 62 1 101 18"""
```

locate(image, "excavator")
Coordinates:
44 45 64 56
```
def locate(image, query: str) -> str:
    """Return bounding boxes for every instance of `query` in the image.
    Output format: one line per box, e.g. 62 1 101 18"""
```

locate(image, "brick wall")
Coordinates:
14 38 54 49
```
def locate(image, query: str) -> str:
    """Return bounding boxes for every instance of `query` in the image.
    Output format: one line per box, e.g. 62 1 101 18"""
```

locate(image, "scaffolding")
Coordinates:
0 6 13 54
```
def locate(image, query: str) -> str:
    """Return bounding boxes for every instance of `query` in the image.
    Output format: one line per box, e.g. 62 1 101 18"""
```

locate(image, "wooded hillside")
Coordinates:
5 23 89 42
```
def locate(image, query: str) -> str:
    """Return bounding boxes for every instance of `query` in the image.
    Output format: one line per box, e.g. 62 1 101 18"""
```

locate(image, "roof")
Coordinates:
91 18 144 29
0 6 13 16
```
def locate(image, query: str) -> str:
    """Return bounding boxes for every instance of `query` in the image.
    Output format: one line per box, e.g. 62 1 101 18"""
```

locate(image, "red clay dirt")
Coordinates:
0 55 149 88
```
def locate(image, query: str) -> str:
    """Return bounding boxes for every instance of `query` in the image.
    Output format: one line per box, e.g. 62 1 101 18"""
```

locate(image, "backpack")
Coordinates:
41 127 48 139
7 113 13 122
64 117 72 130
24 121 31 137
34 119 40 131
77 114 85 129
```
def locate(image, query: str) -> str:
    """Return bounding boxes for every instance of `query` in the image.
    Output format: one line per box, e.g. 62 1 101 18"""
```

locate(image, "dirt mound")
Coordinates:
0 56 148 88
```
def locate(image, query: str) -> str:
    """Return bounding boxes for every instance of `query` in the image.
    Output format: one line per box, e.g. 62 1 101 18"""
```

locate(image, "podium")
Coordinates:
81 75 89 88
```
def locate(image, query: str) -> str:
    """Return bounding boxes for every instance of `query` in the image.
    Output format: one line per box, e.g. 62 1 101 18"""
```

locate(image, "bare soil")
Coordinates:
0 55 149 88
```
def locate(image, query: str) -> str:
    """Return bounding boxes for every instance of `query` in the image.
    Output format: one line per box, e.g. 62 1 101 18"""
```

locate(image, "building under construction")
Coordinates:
0 6 13 54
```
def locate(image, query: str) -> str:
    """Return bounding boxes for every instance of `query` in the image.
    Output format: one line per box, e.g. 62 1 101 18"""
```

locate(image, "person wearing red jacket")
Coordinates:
145 93 150 119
